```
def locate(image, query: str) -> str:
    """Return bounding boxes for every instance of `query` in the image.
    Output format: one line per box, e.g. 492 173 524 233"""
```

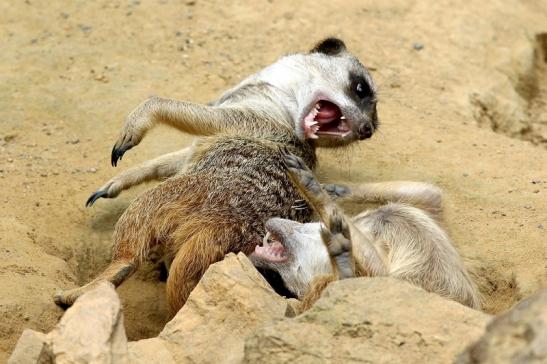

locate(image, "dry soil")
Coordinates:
1 0 546 361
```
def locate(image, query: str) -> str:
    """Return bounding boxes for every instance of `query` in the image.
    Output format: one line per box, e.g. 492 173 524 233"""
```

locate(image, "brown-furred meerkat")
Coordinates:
249 151 480 310
55 38 379 315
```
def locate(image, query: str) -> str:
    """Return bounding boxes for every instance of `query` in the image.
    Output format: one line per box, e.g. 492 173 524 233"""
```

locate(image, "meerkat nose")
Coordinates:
359 124 374 139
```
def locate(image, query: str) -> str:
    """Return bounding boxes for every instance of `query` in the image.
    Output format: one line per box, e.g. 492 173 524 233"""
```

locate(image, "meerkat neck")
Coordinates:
215 83 297 128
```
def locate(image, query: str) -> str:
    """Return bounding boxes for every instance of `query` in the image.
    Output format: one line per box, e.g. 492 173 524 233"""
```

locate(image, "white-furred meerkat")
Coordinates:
249 151 481 310
85 38 378 206
56 38 379 315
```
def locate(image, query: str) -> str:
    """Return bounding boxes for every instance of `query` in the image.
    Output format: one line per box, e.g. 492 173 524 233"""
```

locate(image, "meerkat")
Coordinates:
85 38 378 206
55 38 379 316
249 151 480 310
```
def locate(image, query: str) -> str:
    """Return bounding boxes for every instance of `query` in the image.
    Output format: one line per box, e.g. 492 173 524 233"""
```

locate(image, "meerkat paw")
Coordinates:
321 227 352 258
322 183 351 199
86 190 109 207
320 208 354 279
53 287 85 308
111 140 135 167
280 149 323 196
111 97 158 166
111 125 144 167
86 179 123 207
321 208 351 254
321 228 353 279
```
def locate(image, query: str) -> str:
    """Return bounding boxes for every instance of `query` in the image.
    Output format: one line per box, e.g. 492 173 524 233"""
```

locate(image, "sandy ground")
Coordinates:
1 0 546 361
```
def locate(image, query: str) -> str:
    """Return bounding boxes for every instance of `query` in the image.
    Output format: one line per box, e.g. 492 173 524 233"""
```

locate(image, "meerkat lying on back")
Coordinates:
55 38 379 316
250 151 480 310
85 38 378 206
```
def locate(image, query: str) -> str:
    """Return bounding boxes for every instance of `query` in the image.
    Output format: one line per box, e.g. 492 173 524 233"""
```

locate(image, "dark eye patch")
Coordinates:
350 73 374 99
356 82 372 99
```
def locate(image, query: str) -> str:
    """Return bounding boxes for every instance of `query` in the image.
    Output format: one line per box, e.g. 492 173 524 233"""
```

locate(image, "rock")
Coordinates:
48 282 128 364
243 277 490 364
7 330 50 364
285 298 302 318
457 287 547 363
8 253 288 363
152 253 288 363
127 338 177 364
8 282 129 363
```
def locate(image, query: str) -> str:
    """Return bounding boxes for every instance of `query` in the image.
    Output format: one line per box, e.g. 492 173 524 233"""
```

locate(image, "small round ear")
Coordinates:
310 38 347 56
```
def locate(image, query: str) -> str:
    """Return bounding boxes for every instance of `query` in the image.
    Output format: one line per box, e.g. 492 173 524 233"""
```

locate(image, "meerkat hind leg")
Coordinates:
54 259 136 307
341 181 443 217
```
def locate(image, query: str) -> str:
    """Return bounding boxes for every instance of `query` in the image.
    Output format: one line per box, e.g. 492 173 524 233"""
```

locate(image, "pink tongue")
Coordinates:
316 102 341 123
254 241 287 262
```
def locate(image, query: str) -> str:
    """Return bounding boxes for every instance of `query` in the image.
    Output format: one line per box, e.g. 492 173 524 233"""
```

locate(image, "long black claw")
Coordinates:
86 190 109 207
111 144 132 167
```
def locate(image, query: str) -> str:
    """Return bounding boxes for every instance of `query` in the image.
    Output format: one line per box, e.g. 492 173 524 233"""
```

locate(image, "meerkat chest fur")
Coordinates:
179 134 317 249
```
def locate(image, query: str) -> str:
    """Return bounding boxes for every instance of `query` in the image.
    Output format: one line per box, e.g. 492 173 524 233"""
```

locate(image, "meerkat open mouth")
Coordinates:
303 100 351 139
253 231 288 263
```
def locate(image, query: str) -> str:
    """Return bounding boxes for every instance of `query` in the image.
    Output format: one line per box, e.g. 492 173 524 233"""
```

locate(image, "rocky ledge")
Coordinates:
8 253 547 364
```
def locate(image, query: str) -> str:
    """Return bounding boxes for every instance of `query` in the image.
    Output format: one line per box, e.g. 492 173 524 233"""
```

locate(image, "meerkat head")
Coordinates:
248 218 332 298
258 38 378 146
301 38 378 146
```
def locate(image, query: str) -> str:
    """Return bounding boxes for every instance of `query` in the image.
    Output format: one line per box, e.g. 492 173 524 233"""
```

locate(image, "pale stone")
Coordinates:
457 287 547 364
243 277 490 364
48 282 128 364
156 253 288 363
7 329 50 364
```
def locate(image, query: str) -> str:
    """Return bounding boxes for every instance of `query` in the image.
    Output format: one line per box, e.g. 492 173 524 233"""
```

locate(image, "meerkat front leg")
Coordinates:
282 150 388 278
282 150 354 279
111 96 270 166
86 146 194 206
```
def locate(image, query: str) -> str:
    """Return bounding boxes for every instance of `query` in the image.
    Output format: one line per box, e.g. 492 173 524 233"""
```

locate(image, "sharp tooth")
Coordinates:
262 232 271 246
305 119 318 127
